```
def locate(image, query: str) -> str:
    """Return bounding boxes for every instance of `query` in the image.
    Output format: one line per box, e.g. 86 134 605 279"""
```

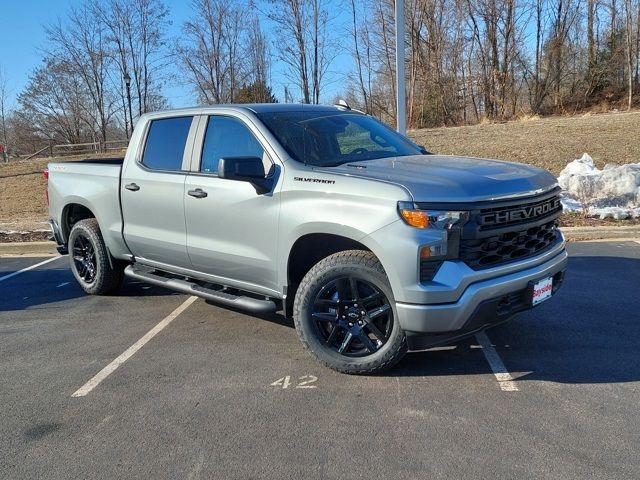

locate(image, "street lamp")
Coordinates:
123 72 133 139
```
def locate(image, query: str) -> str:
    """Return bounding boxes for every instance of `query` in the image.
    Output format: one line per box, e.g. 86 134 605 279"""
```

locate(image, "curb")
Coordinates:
1 227 639 257
561 226 640 241
0 241 59 257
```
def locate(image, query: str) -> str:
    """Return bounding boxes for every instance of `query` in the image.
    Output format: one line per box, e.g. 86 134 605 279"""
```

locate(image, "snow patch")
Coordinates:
558 153 640 219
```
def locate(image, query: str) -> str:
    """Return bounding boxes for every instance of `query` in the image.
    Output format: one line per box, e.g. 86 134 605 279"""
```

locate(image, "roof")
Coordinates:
141 103 353 120
242 103 345 113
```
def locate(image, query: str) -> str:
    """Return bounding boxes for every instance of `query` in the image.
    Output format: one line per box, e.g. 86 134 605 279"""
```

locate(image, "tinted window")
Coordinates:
141 116 193 171
256 111 421 167
336 120 396 155
200 116 265 173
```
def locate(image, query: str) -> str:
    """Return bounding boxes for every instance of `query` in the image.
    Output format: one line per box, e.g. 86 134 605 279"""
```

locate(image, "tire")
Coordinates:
293 250 407 374
68 218 124 295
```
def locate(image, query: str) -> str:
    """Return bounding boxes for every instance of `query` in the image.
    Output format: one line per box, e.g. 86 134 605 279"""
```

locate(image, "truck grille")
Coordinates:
459 220 559 269
456 191 562 270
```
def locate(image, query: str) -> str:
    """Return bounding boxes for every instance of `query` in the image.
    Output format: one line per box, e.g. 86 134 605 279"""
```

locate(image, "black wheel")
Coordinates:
68 218 124 295
293 250 407 374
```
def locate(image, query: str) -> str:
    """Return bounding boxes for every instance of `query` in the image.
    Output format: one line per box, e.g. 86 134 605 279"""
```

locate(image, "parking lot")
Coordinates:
1 240 639 479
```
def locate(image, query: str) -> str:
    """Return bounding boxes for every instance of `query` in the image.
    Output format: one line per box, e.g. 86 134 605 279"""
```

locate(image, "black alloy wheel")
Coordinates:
67 218 125 295
312 276 393 357
293 250 407 374
72 233 97 284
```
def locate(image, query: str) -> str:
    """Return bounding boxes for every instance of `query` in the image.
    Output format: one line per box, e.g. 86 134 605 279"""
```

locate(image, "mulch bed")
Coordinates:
0 231 51 243
559 213 640 227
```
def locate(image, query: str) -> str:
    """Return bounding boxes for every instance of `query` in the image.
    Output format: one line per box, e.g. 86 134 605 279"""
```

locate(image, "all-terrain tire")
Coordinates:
293 250 407 374
68 218 124 295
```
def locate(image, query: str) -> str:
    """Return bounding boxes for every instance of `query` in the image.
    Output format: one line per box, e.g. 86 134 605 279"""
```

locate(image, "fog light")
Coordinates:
420 244 447 258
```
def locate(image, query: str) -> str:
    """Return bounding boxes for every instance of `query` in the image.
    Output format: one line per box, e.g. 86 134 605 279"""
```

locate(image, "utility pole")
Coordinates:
395 0 406 135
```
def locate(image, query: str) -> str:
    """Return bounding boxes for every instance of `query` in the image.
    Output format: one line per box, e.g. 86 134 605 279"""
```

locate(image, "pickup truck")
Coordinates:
47 104 567 374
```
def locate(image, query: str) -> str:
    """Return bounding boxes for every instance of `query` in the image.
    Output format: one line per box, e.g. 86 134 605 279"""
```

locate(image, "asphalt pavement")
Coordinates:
1 241 639 479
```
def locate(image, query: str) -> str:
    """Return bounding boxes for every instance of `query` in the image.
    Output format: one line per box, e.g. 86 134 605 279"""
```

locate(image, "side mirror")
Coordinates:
218 156 265 179
218 157 273 194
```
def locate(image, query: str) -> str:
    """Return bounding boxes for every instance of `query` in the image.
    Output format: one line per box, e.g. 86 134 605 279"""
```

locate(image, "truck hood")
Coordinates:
317 155 558 203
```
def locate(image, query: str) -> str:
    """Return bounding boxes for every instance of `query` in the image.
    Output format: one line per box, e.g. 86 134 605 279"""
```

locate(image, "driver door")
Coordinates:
184 114 281 295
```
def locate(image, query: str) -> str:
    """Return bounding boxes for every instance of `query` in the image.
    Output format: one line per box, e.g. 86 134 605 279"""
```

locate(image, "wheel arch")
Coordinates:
284 232 389 317
61 202 97 241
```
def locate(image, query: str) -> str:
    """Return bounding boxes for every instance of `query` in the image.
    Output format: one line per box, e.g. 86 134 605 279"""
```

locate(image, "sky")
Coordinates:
0 0 352 110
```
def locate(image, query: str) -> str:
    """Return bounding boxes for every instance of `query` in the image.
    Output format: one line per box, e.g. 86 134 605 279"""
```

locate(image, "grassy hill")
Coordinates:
409 110 640 176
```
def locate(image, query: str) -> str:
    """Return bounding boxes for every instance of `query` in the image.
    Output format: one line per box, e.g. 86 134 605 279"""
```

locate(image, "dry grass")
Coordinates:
1 112 639 235
409 110 640 176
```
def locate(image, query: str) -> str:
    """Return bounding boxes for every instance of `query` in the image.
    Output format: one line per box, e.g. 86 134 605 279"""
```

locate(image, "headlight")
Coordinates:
398 202 468 229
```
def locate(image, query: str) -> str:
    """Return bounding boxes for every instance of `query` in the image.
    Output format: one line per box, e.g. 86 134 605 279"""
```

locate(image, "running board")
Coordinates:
124 265 277 314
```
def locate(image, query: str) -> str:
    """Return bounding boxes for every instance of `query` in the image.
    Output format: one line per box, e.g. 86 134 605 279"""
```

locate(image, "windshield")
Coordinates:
256 110 422 167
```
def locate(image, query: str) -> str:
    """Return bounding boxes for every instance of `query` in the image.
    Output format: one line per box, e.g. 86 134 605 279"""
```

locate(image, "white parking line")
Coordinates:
72 295 198 397
475 331 519 392
0 256 61 283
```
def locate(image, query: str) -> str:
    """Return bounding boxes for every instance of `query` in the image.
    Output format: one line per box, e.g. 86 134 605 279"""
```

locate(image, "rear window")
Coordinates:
141 116 193 171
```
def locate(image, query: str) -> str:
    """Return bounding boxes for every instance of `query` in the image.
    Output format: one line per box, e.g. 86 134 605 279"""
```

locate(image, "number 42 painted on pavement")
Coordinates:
270 375 318 389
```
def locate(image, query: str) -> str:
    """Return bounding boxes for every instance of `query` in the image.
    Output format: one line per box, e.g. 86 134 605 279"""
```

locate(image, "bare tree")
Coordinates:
17 58 93 145
0 66 11 160
623 0 637 110
266 0 334 103
247 18 271 88
46 3 117 147
370 0 397 121
177 0 248 104
91 0 170 134
348 0 372 112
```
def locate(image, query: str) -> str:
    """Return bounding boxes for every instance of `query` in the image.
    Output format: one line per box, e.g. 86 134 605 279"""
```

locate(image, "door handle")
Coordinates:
188 188 208 198
125 183 140 192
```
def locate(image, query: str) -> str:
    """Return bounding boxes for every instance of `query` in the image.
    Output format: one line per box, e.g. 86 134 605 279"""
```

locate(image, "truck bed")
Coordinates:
47 158 128 258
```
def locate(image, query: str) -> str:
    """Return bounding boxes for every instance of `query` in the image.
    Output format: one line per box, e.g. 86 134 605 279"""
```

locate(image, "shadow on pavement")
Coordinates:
0 267 180 312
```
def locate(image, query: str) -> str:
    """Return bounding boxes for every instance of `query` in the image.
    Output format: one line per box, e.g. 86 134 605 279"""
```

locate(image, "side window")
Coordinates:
141 116 193 171
200 116 266 174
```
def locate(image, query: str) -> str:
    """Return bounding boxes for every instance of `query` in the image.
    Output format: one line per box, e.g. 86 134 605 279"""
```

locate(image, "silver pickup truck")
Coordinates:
47 104 567 374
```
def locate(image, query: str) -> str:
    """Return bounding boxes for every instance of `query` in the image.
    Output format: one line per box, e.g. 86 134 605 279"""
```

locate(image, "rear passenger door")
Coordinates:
121 115 198 268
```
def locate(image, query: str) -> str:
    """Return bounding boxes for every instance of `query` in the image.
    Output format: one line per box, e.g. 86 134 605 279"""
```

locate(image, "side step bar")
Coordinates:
124 265 277 314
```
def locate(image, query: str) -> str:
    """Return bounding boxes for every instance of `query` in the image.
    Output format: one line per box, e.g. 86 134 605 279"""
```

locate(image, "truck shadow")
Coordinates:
0 267 181 312
393 255 640 385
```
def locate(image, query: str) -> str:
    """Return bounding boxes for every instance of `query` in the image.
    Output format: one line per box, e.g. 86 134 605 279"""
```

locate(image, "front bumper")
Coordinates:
395 246 568 350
